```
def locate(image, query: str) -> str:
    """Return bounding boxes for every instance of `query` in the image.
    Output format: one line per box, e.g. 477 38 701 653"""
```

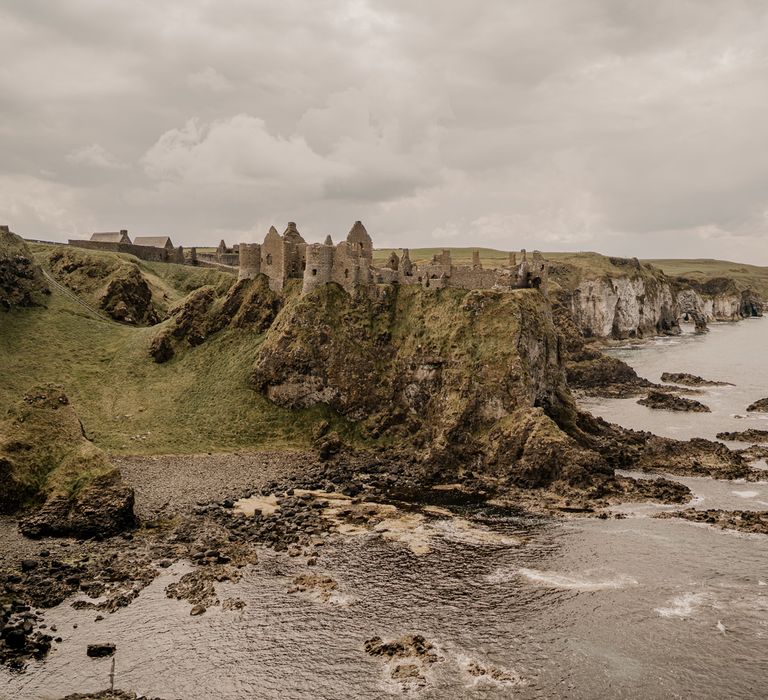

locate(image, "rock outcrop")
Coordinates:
0 385 135 538
746 397 768 413
46 248 161 325
252 284 576 471
149 275 281 363
660 372 732 387
637 390 711 413
0 227 49 310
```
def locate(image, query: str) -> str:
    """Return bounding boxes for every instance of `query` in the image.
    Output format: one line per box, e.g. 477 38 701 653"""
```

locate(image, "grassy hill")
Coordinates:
645 258 768 297
0 249 347 456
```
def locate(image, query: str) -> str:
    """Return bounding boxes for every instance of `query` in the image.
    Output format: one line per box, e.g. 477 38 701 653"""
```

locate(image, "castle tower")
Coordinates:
439 249 452 275
531 250 549 293
472 250 481 269
401 249 413 276
346 220 373 262
239 242 262 280
387 251 400 271
302 241 334 294
508 251 517 267
282 222 307 280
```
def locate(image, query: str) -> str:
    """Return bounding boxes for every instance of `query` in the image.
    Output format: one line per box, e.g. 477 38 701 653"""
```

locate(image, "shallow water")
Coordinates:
4 510 768 700
4 318 768 699
581 317 768 443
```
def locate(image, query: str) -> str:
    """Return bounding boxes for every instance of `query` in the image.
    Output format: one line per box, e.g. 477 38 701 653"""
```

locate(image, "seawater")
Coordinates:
3 319 768 700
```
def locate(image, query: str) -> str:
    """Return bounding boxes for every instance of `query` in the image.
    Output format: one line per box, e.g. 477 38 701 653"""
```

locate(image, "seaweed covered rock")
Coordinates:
660 372 732 387
149 276 280 363
716 429 768 443
0 385 135 537
484 408 612 490
746 397 768 413
550 290 651 398
638 390 711 413
0 226 49 310
46 248 160 325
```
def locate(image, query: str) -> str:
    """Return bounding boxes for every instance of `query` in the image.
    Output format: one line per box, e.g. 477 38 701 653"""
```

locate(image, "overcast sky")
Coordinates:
2 1 767 262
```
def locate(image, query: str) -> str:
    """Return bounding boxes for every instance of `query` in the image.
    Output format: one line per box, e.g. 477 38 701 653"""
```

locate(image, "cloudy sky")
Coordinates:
2 1 768 262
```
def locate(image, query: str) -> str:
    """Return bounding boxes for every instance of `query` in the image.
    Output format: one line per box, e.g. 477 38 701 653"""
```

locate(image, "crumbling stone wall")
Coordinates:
238 243 262 280
240 219 549 298
68 239 173 263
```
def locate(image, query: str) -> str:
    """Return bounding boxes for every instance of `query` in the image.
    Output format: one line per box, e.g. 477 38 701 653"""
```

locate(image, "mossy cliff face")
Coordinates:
0 385 134 537
149 275 281 363
252 284 593 486
0 228 49 310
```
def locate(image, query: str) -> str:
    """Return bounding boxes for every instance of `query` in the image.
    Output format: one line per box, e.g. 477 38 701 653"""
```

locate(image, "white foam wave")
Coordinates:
488 567 637 591
655 592 707 618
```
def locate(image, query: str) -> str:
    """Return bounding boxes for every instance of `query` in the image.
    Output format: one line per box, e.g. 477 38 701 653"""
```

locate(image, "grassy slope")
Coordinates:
375 247 768 293
646 258 768 297
0 276 342 456
30 243 235 315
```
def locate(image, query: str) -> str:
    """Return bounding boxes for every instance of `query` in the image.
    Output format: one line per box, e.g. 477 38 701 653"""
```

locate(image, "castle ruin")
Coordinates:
239 221 548 296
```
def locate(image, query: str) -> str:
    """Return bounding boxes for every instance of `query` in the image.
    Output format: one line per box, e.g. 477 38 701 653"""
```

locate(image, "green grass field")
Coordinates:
646 258 768 296
0 258 345 456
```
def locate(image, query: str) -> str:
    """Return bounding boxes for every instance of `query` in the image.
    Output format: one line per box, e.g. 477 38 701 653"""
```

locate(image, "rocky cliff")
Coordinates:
550 254 763 340
0 385 135 537
251 283 653 498
0 227 48 310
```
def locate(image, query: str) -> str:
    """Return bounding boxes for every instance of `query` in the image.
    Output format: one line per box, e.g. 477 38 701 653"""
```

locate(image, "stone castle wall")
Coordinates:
68 239 173 263
238 243 262 280
241 220 548 297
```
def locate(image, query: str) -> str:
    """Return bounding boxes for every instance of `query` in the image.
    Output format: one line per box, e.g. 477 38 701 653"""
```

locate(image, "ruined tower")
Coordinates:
238 242 262 280
346 221 373 263
302 240 334 294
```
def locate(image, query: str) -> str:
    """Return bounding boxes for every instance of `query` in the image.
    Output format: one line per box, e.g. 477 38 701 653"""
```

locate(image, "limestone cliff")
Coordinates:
0 227 48 310
673 276 763 324
550 254 763 340
550 256 679 339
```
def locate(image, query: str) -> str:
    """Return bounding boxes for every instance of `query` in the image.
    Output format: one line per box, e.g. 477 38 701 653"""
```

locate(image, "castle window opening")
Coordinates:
312 269 317 276
344 269 349 278
266 253 272 265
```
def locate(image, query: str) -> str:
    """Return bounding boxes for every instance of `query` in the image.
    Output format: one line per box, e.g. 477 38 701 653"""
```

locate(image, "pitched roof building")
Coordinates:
133 236 174 250
91 230 131 244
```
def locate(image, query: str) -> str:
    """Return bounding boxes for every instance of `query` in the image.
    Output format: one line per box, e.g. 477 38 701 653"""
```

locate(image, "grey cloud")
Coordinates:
0 0 766 262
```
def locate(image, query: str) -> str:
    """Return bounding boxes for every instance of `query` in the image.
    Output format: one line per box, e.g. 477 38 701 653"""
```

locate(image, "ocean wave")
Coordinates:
655 592 707 618
488 567 637 591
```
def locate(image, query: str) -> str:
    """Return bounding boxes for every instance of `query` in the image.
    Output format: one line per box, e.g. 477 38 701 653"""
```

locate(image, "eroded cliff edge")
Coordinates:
549 253 763 340
250 282 733 507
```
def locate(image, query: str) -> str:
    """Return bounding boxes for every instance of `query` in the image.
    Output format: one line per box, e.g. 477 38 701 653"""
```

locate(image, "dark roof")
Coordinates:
133 236 174 249
91 231 130 244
